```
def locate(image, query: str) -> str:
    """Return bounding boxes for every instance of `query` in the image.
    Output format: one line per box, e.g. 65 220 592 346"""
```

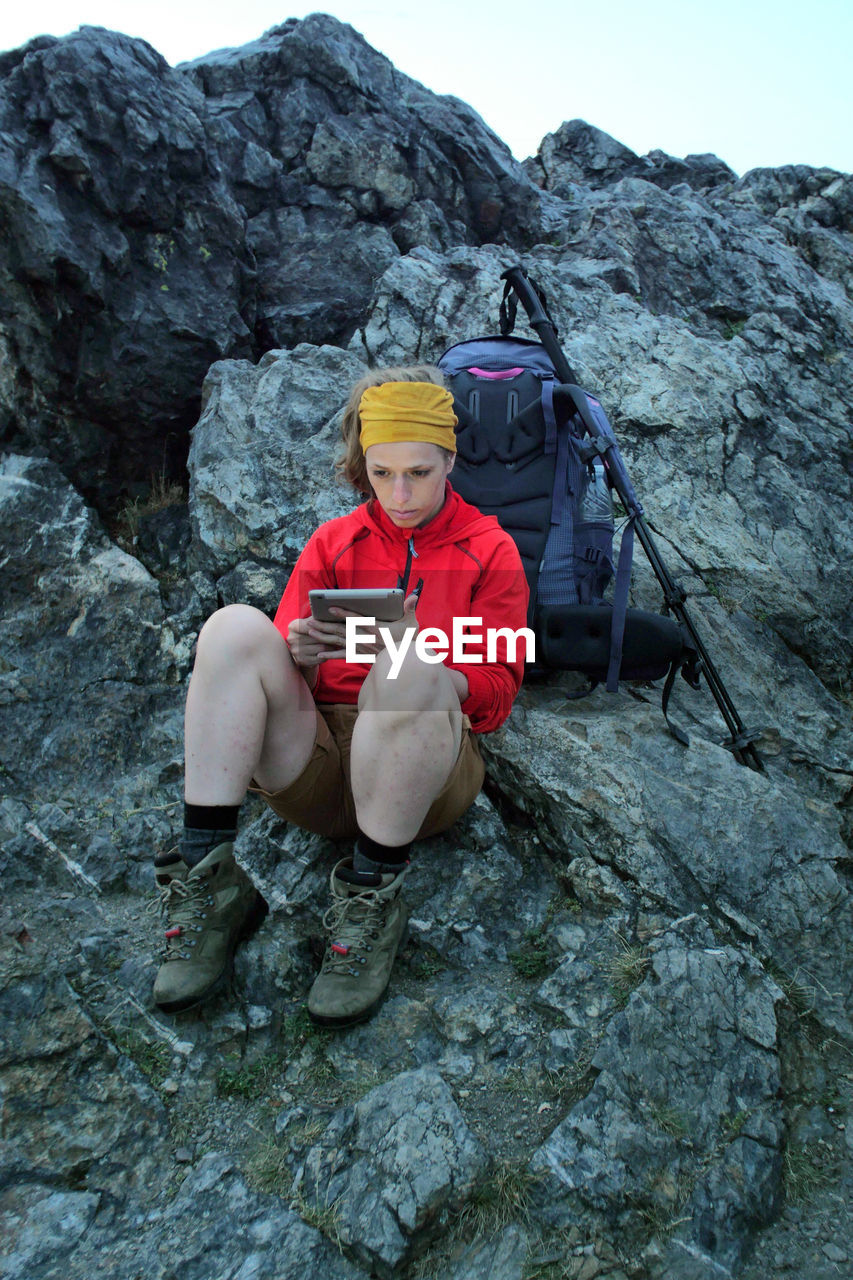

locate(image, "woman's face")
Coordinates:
364 441 455 529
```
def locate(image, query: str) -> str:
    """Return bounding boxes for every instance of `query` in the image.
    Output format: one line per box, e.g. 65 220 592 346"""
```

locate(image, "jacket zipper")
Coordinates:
397 534 420 594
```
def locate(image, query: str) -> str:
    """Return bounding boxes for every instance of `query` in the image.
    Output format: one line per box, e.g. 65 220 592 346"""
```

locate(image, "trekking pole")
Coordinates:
500 266 764 771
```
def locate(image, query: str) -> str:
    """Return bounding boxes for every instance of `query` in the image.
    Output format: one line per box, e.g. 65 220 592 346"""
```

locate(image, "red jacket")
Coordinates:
273 484 529 733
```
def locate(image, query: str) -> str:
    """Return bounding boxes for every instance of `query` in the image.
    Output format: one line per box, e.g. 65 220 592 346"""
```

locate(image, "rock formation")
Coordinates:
0 15 541 504
0 14 851 1280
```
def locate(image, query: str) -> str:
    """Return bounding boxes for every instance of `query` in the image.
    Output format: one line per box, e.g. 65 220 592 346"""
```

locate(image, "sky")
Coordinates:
2 0 850 177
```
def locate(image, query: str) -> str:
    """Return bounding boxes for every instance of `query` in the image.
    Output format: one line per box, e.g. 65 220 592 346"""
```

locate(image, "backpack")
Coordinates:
436 267 763 770
438 333 686 695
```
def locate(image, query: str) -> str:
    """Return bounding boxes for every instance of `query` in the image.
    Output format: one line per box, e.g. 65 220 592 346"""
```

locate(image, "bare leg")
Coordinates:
184 604 318 805
351 648 463 845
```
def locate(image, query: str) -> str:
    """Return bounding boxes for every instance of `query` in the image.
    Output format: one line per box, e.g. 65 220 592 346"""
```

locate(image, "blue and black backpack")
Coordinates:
438 267 763 768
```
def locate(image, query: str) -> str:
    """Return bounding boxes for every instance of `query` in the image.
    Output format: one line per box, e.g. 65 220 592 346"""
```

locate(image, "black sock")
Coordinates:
180 803 240 867
352 831 412 876
184 803 240 831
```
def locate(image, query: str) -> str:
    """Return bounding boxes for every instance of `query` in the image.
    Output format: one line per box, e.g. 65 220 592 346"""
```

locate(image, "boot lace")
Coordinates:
150 876 215 962
320 889 387 978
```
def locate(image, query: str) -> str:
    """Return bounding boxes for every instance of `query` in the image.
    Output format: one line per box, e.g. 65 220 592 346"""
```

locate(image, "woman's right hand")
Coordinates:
286 615 348 670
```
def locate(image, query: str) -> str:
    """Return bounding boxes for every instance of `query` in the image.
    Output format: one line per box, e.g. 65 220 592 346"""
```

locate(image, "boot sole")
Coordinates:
155 890 269 1015
307 922 409 1029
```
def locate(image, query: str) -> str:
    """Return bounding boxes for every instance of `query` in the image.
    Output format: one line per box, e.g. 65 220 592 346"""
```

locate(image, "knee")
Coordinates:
365 645 453 711
196 604 287 667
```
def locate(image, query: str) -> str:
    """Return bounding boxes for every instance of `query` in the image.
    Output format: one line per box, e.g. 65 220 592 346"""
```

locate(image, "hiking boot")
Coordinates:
152 841 267 1013
307 858 409 1027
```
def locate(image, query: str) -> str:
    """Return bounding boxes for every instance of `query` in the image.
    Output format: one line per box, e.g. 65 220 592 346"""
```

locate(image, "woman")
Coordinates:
153 366 529 1026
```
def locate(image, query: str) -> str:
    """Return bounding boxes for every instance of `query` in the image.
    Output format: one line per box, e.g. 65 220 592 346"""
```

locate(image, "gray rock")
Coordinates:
322 993 440 1081
184 14 543 263
0 455 178 802
0 966 169 1201
245 205 400 349
136 1152 369 1280
531 916 783 1273
0 16 554 509
404 793 554 966
0 28 254 503
524 119 642 193
0 1188 101 1279
293 1067 486 1274
484 697 852 1039
524 119 737 196
727 164 851 223
188 343 367 582
432 982 524 1057
437 1224 529 1280
726 167 853 297
535 915 628 1030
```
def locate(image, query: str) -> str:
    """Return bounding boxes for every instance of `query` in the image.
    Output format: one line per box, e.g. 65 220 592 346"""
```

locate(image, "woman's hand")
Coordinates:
329 592 420 658
287 592 420 690
286 615 348 673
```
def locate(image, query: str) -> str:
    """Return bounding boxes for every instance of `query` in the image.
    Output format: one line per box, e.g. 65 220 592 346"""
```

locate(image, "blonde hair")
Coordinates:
338 364 454 497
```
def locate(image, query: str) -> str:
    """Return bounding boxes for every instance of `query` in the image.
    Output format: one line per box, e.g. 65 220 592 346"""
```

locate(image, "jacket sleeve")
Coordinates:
445 534 530 734
272 528 335 642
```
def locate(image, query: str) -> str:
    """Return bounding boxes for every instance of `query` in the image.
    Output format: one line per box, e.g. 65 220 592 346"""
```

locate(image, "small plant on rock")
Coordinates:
764 959 816 1018
301 1051 339 1094
407 945 446 979
720 1108 750 1140
509 928 552 979
496 1064 533 1097
290 1183 344 1252
457 1157 541 1233
112 1027 172 1089
544 1050 599 1109
723 317 747 340
113 470 185 553
782 1140 835 1203
648 1101 689 1139
246 1139 293 1196
605 933 650 1007
216 1054 280 1101
283 1005 332 1048
284 1115 328 1149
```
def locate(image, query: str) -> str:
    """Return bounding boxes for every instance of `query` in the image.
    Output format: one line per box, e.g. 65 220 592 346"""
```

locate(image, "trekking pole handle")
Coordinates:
501 266 551 327
500 266 578 384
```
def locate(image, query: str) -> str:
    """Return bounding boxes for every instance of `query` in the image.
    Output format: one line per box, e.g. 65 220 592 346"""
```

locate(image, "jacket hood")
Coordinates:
353 482 501 548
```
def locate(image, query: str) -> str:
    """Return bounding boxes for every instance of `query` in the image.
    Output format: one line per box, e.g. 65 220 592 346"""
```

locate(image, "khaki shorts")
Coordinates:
250 703 485 841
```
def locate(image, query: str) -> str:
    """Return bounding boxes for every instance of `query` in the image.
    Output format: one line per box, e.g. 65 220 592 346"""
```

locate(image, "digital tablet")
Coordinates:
308 588 405 622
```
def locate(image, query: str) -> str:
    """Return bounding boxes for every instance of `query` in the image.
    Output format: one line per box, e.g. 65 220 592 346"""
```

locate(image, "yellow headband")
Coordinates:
359 382 458 453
